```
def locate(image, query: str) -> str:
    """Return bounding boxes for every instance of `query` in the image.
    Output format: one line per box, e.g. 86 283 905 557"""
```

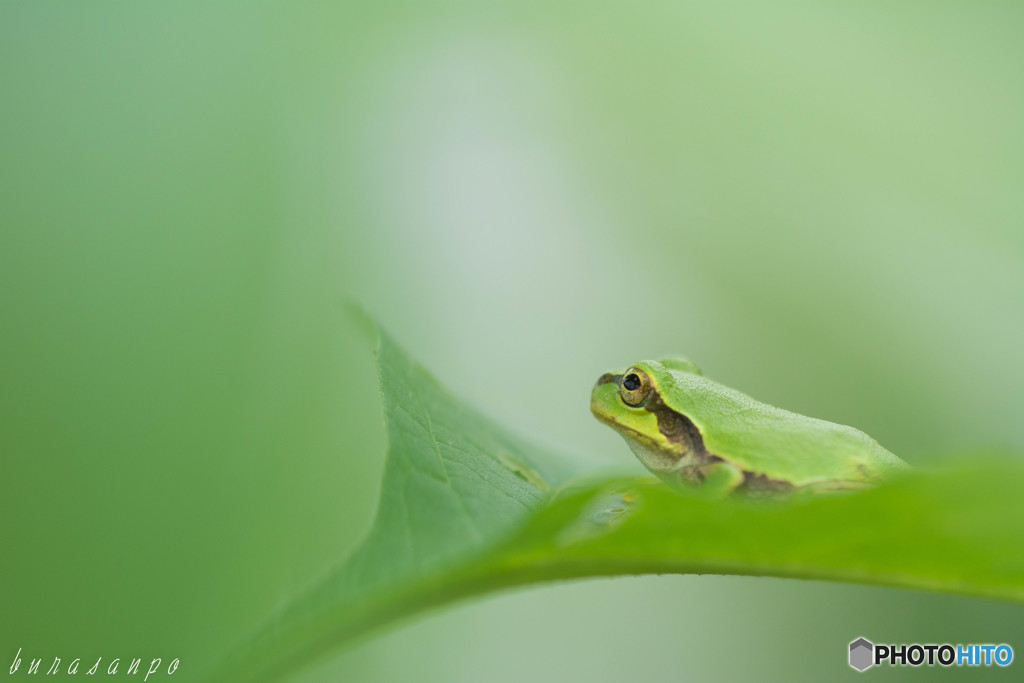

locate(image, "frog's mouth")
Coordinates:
590 405 656 444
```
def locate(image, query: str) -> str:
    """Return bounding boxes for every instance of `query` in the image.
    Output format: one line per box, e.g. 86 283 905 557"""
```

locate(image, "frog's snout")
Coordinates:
590 375 622 424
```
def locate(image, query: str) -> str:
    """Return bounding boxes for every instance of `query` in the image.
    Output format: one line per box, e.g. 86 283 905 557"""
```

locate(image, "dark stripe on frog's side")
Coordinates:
739 471 795 495
643 383 793 492
643 389 712 460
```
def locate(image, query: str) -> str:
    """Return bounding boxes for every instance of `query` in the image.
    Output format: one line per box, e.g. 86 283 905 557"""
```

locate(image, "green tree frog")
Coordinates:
591 357 909 496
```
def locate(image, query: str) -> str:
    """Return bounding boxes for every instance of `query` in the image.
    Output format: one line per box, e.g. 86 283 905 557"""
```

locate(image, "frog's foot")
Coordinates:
694 461 745 499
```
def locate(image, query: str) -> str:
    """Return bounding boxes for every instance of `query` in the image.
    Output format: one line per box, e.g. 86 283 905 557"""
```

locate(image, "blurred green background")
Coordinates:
2 2 1022 681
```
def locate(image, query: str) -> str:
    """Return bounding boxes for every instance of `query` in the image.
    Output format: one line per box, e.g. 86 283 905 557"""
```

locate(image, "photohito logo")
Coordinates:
849 637 1013 671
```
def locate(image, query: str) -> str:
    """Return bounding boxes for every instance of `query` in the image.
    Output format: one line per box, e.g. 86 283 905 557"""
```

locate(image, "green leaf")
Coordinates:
213 321 1024 682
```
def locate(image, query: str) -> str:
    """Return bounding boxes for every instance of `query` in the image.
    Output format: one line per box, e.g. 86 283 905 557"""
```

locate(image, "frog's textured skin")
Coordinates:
591 359 909 495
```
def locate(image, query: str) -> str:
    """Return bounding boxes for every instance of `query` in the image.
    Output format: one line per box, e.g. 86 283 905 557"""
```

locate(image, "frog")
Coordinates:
591 357 909 497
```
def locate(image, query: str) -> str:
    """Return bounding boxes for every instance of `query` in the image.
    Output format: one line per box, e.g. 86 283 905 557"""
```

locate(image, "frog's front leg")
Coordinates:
695 461 745 498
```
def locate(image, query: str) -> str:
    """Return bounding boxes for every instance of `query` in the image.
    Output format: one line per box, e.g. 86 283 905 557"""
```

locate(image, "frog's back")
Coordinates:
638 361 907 487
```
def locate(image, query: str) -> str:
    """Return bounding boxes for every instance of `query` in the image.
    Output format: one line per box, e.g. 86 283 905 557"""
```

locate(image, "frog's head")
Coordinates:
590 358 704 477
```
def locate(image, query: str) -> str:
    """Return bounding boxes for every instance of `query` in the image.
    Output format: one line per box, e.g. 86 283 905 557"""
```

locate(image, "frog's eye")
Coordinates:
619 368 651 406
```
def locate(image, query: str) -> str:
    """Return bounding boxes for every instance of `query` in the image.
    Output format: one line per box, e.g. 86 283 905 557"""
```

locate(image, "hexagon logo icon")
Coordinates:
849 637 874 671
